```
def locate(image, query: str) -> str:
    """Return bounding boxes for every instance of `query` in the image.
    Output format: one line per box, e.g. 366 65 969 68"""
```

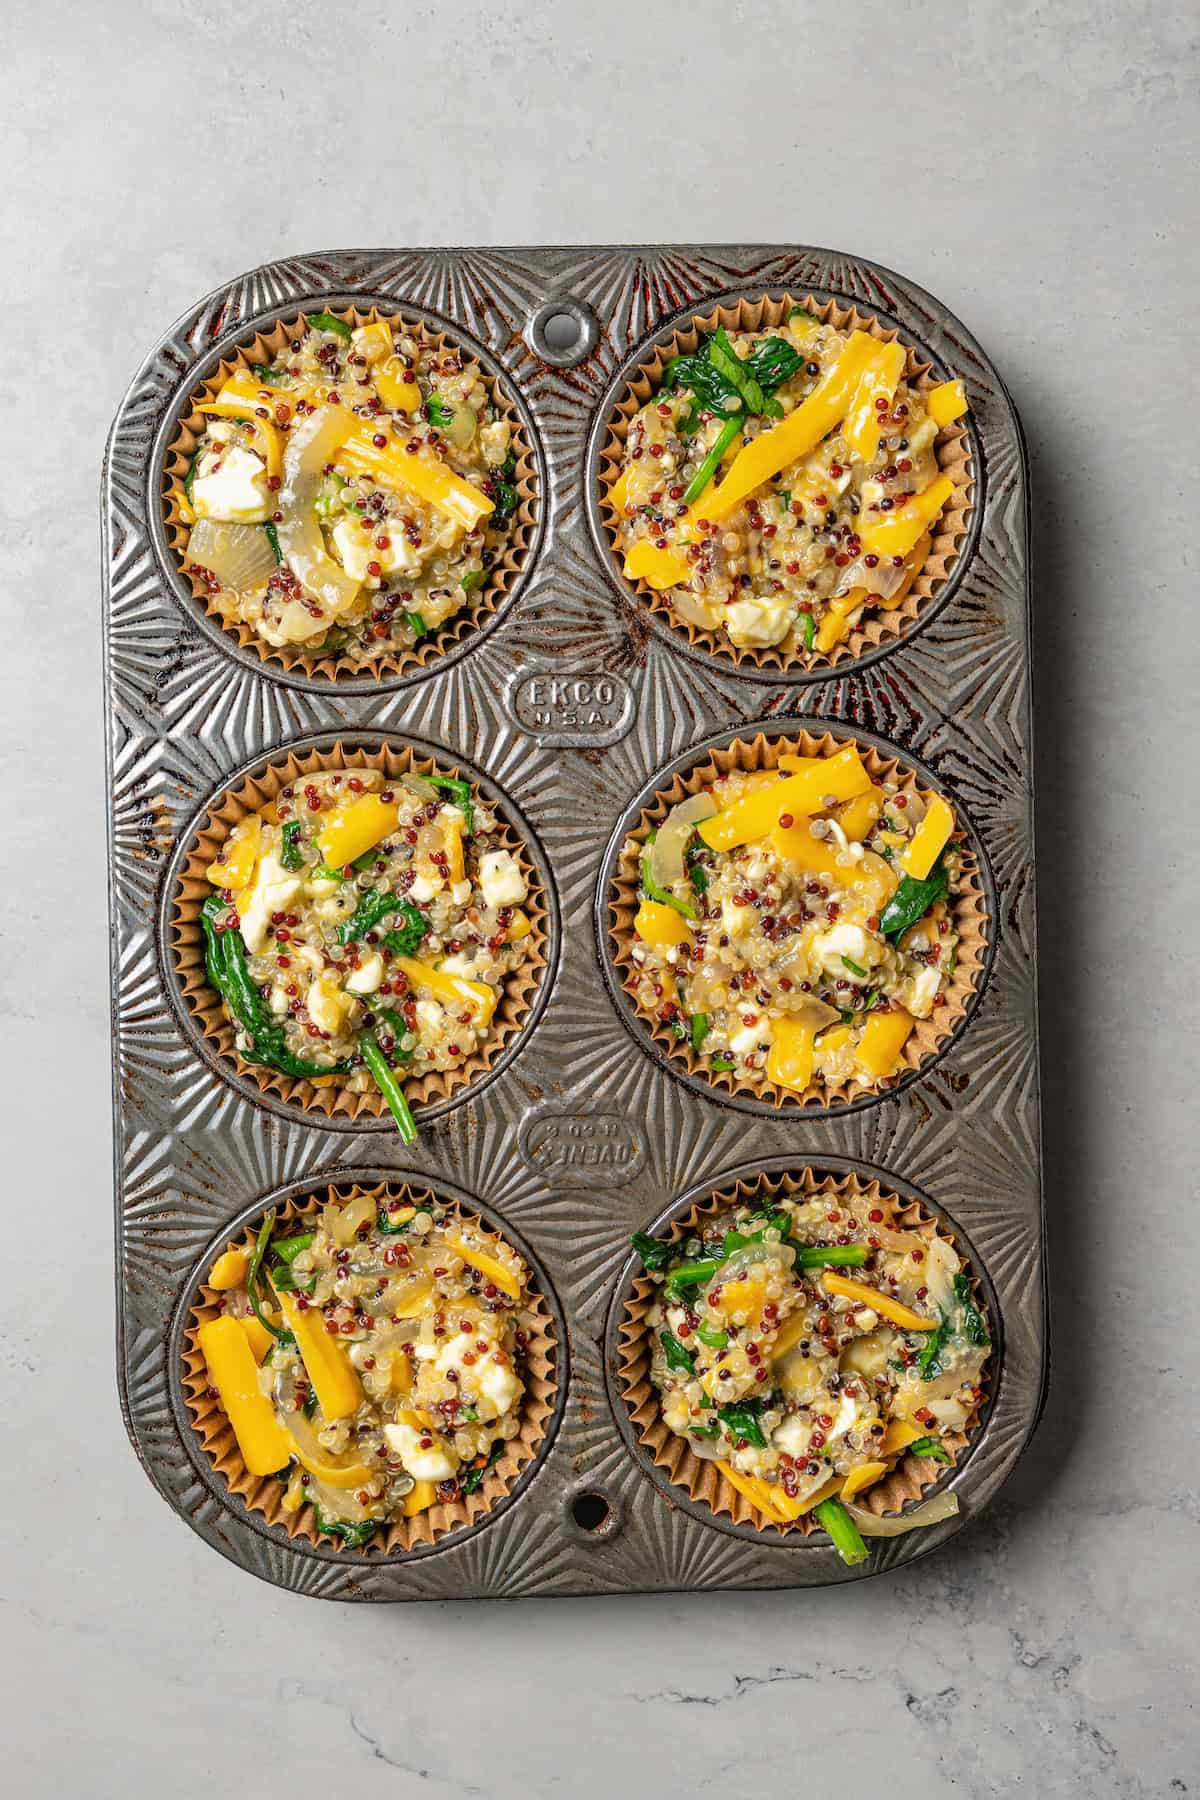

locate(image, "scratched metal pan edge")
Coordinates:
103 245 1043 1599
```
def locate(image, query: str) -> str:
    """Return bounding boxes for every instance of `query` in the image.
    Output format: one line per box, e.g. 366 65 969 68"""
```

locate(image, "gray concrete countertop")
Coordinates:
1 1 1195 1794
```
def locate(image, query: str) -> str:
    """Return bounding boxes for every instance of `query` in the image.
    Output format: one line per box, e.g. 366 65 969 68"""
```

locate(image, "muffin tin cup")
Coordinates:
608 1162 997 1544
597 718 995 1118
161 730 559 1129
175 1173 564 1559
585 287 981 683
107 246 1043 1601
153 297 543 693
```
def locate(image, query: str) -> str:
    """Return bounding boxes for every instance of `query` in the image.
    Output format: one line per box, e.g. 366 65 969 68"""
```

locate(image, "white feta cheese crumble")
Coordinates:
345 952 384 996
238 852 303 955
479 849 527 909
192 446 272 525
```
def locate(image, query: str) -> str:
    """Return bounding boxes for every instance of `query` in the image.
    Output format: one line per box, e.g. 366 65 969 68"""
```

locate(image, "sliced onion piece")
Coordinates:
649 792 718 887
786 994 841 1032
277 407 361 617
399 772 439 803
686 1431 725 1463
870 1226 928 1254
438 399 478 450
671 588 724 632
282 402 357 488
834 555 910 603
186 519 277 591
844 1489 959 1537
326 1189 376 1245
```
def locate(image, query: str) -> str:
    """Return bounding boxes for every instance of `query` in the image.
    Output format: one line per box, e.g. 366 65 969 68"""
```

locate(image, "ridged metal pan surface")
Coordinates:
103 245 1044 1600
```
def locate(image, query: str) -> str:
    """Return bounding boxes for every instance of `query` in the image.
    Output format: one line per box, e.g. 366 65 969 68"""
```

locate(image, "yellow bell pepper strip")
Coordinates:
855 1007 916 1079
392 1406 437 1432
775 836 895 915
392 955 498 1025
780 1474 845 1518
389 1348 413 1396
673 332 879 530
205 814 261 890
207 1248 249 1291
634 899 693 948
506 908 532 942
926 378 968 426
717 1460 791 1524
196 399 282 482
444 817 466 885
350 321 393 364
841 1460 890 1501
335 425 493 532
402 1479 438 1516
273 1288 364 1421
769 819 843 882
851 848 901 914
815 588 867 655
813 1024 853 1071
902 794 956 881
196 1317 295 1476
766 1017 815 1093
838 785 884 842
316 793 400 870
238 1314 276 1364
822 1271 937 1331
881 1419 925 1457
718 1273 770 1328
387 1272 435 1318
623 538 691 591
697 777 803 850
774 745 873 804
859 473 955 559
283 1425 374 1491
890 530 933 608
291 1453 373 1491
700 749 871 851
374 356 422 413
718 1462 844 1523
211 370 287 411
843 340 908 463
770 1312 810 1361
787 307 822 344
443 1234 523 1301
607 464 633 512
817 528 931 658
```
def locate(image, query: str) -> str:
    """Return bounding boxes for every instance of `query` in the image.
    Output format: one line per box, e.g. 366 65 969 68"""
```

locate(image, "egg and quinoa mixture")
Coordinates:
626 742 964 1095
633 1186 990 1562
174 312 521 663
611 308 969 657
200 765 534 1140
195 1193 533 1545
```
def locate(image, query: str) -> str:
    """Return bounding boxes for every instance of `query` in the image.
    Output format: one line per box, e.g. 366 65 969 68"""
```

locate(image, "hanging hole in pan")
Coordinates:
526 297 599 367
567 1488 620 1540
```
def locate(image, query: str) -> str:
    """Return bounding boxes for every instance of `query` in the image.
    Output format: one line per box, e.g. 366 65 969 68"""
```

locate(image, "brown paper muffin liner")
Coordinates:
163 304 538 681
182 1181 558 1553
597 292 975 672
608 728 988 1111
171 741 548 1121
617 1169 990 1538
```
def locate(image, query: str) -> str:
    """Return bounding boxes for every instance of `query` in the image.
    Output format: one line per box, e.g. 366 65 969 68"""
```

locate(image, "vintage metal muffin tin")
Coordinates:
104 246 1044 1599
